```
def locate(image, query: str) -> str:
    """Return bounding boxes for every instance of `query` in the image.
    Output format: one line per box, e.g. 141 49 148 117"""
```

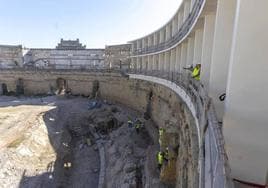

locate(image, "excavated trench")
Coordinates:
0 96 169 188
0 76 200 188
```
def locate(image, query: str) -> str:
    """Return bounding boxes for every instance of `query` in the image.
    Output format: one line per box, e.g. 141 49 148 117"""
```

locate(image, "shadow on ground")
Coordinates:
16 98 100 188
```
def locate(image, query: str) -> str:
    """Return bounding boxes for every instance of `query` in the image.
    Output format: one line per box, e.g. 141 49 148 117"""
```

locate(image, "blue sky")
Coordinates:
0 0 182 48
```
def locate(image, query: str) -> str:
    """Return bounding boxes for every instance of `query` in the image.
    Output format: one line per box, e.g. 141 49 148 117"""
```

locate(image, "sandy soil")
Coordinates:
0 96 99 188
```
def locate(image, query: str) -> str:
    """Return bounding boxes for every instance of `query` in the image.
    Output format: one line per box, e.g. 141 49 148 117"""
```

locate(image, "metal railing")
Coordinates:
132 0 205 56
127 69 233 188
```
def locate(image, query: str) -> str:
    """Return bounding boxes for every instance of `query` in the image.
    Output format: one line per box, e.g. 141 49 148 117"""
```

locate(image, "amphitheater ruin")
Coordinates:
0 0 267 188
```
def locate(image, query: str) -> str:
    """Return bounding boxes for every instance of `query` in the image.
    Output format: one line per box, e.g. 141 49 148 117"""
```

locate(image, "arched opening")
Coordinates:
1 83 8 95
56 78 67 95
16 78 24 95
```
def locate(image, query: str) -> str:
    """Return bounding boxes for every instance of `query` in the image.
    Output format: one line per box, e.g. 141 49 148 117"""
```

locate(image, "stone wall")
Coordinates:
24 49 105 69
0 70 199 187
105 44 131 69
0 45 23 68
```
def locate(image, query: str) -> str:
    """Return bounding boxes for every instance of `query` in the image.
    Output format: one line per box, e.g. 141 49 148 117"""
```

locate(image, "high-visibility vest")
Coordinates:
192 67 200 81
158 152 164 165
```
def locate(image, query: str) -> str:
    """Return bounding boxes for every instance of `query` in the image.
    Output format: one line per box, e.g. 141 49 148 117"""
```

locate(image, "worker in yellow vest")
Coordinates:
157 151 164 170
192 64 201 81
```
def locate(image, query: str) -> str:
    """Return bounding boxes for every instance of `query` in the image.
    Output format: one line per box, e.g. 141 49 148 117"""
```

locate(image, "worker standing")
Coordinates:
192 64 201 81
157 151 164 170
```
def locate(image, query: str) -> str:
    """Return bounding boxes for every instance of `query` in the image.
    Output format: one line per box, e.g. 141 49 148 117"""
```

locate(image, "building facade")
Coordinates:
24 39 105 69
0 45 23 68
56 39 86 50
0 39 105 69
105 44 131 69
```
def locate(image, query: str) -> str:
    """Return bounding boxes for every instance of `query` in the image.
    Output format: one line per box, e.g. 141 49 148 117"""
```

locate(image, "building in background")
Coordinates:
56 39 86 50
0 40 133 70
0 39 105 70
105 44 131 69
0 45 23 68
24 39 105 69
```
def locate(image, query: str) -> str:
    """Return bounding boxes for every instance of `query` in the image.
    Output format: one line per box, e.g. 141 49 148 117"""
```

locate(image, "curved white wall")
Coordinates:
128 0 268 186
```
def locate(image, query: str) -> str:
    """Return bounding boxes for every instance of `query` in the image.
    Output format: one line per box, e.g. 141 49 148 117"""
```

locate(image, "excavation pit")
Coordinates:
0 96 167 188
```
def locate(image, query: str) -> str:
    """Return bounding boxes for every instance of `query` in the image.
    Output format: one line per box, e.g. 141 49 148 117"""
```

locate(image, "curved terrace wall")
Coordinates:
125 0 266 186
129 0 214 56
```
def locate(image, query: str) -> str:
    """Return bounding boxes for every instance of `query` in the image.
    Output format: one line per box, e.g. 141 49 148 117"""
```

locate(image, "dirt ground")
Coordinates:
0 96 167 188
0 96 100 188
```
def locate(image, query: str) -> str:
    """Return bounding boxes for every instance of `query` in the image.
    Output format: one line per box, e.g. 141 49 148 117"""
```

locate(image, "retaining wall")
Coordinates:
0 69 199 187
